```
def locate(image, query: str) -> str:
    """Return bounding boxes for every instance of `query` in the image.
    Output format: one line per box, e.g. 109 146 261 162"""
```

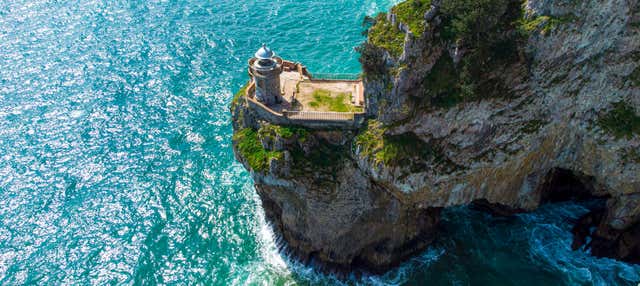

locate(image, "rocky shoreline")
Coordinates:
232 0 640 273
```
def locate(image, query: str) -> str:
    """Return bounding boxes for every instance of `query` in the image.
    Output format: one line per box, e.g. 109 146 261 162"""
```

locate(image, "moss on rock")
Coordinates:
598 102 640 139
233 128 283 172
518 14 577 35
355 120 446 168
392 0 433 36
259 124 309 143
368 13 405 58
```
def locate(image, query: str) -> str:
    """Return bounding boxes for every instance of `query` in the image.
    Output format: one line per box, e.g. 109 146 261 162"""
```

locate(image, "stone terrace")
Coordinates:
245 60 366 130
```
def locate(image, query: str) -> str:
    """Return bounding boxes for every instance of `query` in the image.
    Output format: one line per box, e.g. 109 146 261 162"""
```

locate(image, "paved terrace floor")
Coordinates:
268 71 364 113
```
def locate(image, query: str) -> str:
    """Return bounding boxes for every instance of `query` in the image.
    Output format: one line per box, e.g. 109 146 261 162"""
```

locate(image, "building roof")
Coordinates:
254 44 275 60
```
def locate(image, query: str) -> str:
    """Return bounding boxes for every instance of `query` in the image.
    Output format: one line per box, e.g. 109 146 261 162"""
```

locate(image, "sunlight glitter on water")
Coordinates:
0 0 638 285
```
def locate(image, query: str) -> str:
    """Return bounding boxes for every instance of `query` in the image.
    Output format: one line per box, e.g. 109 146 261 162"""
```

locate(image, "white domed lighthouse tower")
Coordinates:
249 44 282 106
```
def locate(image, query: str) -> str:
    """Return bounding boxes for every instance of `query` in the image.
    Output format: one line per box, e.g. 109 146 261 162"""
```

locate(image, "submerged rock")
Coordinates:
573 208 640 264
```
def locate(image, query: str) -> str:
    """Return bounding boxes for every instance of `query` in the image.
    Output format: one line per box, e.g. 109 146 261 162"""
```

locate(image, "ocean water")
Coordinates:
0 0 638 285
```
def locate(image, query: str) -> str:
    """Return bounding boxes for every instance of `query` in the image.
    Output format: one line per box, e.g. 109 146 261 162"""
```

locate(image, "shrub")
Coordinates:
440 0 512 42
417 0 527 110
521 119 545 133
233 128 283 172
422 55 464 108
356 42 388 77
367 13 405 58
259 124 309 142
598 102 640 139
392 0 433 35
355 120 437 166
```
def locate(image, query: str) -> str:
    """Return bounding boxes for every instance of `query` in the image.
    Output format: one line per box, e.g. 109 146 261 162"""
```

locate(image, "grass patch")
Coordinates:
259 124 309 142
355 120 442 167
598 102 640 139
518 14 576 35
392 0 433 35
308 89 363 112
233 128 283 172
368 13 405 58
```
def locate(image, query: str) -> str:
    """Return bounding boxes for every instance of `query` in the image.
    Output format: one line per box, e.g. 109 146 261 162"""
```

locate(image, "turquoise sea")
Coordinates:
0 0 638 285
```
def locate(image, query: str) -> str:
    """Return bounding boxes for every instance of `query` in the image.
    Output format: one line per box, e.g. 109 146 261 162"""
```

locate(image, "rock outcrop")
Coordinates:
232 0 640 273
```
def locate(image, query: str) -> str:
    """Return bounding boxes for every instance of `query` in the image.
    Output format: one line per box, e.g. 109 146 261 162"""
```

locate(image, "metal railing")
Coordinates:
284 111 356 121
309 73 361 81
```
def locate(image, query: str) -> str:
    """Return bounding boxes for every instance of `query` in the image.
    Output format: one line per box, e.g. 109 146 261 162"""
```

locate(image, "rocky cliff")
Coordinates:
232 0 640 273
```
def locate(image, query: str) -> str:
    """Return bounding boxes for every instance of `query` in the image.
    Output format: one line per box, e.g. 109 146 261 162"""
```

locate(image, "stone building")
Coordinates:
248 44 282 106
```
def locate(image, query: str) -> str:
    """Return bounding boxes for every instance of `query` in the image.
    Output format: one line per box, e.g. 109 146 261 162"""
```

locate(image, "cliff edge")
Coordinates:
232 0 640 273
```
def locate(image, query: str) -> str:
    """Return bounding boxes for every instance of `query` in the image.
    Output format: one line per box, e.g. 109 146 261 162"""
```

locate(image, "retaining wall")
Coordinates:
244 82 366 130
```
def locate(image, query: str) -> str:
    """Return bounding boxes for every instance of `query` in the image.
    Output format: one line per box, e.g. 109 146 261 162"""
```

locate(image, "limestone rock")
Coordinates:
232 0 640 273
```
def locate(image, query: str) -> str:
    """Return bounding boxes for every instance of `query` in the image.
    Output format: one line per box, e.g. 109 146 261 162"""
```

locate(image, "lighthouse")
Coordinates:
248 44 282 106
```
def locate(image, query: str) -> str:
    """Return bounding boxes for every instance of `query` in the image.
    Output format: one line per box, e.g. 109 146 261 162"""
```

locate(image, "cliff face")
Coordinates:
232 0 640 272
230 110 442 271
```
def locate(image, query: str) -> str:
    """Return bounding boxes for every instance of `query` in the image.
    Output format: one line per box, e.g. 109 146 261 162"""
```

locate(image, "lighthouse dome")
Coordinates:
254 44 275 60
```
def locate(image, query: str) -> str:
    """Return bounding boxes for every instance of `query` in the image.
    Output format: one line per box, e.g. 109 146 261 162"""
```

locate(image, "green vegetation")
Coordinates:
259 124 309 142
598 102 640 139
366 0 432 57
308 89 363 112
362 0 578 111
355 120 442 167
355 120 386 161
233 128 283 172
367 13 405 58
416 0 527 110
422 55 465 108
521 119 545 133
290 142 347 176
518 14 577 35
392 0 433 35
356 42 388 78
440 0 514 41
231 82 250 125
284 134 349 181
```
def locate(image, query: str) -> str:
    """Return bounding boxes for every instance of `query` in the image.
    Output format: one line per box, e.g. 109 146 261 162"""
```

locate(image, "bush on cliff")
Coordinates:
366 13 405 58
258 124 308 142
419 0 526 109
233 128 283 172
365 0 432 59
392 0 432 36
356 120 444 167
357 42 389 78
598 102 640 139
